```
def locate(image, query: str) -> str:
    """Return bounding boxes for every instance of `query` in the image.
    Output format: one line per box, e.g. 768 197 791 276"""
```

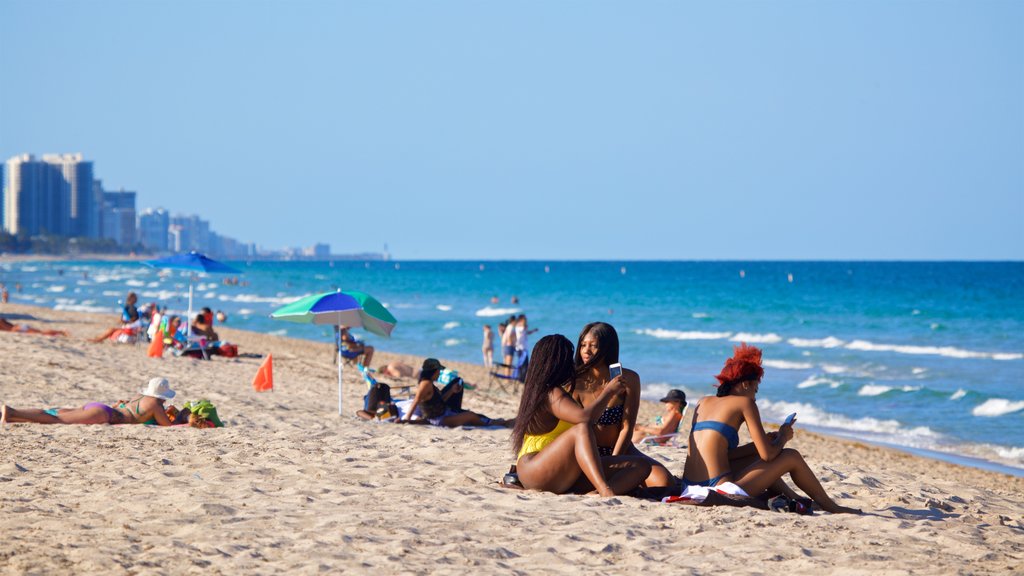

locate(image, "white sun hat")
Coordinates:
140 377 176 400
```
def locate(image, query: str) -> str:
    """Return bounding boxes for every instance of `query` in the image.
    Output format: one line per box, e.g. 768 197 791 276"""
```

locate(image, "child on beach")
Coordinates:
511 335 650 497
482 325 494 369
682 344 861 514
2 377 177 426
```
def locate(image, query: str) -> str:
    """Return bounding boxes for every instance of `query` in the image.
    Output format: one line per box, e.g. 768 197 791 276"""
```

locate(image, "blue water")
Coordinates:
3 259 1022 471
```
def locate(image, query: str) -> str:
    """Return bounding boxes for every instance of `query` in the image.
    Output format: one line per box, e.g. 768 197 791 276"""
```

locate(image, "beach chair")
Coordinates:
488 352 528 393
637 405 689 448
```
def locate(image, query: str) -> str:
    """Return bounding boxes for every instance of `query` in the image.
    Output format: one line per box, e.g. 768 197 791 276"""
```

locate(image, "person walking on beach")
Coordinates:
511 335 650 496
482 325 494 369
501 315 518 375
682 344 861 514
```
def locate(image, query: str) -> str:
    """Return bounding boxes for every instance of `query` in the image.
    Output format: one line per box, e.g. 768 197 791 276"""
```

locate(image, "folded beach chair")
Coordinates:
487 351 528 393
638 405 689 448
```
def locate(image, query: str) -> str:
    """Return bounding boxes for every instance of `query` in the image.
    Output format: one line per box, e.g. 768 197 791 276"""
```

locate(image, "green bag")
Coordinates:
184 399 224 427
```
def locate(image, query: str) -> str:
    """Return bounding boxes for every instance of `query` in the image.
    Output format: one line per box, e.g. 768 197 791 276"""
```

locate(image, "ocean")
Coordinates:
3 259 1022 474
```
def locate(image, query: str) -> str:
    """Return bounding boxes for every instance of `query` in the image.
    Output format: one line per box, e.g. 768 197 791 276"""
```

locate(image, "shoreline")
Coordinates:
3 302 1024 573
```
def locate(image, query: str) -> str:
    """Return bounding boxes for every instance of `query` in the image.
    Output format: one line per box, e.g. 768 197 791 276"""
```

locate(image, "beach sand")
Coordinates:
1 302 1022 574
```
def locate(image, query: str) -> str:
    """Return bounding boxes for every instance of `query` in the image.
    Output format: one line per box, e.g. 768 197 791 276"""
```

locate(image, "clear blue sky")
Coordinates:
2 1 1021 260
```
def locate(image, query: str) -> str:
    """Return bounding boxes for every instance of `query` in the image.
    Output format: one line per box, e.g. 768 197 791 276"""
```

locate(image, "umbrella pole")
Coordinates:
342 323 350 412
186 281 194 340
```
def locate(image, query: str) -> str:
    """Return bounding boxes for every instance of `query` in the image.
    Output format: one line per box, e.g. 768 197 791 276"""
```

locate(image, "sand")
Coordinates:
1 302 1023 575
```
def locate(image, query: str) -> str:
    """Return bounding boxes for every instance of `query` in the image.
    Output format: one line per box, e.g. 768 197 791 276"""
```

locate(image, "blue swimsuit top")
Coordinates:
692 420 740 450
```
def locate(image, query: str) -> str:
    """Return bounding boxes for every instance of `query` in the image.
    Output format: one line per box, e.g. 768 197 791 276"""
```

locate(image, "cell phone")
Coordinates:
783 412 797 427
608 363 622 379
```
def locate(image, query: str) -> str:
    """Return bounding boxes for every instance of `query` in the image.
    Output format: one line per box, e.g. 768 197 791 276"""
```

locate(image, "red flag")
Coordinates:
253 354 273 392
147 330 164 358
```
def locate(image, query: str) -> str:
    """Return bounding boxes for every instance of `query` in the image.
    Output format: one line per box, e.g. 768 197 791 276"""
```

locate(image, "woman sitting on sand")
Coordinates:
0 317 68 337
572 322 675 488
681 344 860 514
90 291 142 343
631 389 687 444
511 334 651 497
402 358 509 427
2 378 177 426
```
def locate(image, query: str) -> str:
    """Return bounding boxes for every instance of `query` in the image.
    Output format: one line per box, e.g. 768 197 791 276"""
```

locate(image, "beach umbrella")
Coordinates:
270 289 396 415
143 251 241 339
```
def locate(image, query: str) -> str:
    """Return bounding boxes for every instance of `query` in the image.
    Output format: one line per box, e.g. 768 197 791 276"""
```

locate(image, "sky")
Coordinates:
1 0 1021 260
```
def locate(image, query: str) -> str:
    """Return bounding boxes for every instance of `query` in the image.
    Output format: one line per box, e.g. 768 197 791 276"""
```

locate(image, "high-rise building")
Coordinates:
138 207 170 252
170 214 210 253
98 180 137 247
3 153 97 238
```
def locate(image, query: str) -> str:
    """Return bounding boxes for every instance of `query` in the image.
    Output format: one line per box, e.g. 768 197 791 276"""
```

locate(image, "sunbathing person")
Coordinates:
512 334 651 496
681 344 861 514
1 378 177 426
0 317 68 337
631 389 687 444
337 326 375 367
572 322 675 487
377 362 415 379
191 307 219 340
90 291 142 343
402 358 509 427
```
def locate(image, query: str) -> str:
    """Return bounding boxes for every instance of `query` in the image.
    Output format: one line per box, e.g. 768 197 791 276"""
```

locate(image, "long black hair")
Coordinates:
573 322 620 374
510 334 577 455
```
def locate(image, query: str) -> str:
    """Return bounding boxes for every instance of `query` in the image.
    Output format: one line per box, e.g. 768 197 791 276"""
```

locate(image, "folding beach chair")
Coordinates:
488 351 528 393
637 405 689 448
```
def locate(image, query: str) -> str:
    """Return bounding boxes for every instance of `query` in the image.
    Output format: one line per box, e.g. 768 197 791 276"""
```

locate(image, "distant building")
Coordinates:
169 213 210 253
2 153 97 238
138 207 170 252
98 181 137 247
302 243 331 258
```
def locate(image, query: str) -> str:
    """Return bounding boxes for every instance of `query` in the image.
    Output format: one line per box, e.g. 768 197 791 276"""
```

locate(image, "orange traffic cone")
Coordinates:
147 330 164 358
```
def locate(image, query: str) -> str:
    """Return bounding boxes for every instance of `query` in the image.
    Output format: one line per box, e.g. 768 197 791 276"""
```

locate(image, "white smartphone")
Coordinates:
608 363 622 379
783 412 797 427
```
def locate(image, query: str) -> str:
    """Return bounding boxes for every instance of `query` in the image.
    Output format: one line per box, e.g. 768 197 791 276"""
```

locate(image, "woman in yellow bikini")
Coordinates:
510 335 650 497
2 378 177 426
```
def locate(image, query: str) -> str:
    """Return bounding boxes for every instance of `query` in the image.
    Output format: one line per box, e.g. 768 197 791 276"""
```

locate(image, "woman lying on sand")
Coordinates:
572 322 674 487
682 344 861 514
2 378 177 426
403 358 509 427
511 335 651 497
0 317 68 337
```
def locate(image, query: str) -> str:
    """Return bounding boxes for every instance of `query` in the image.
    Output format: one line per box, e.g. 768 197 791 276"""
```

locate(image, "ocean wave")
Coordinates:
912 367 927 375
845 339 1022 361
972 399 1024 417
46 285 66 293
796 376 842 389
443 338 463 347
730 332 782 344
636 328 732 341
857 384 921 396
475 306 521 317
436 305 452 312
758 399 938 438
787 336 845 348
949 389 967 401
763 360 814 370
691 312 710 319
821 364 847 374
443 322 460 330
53 303 113 314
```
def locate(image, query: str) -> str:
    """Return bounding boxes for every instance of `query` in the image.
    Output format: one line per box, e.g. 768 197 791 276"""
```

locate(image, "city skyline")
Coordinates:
2 1 1021 260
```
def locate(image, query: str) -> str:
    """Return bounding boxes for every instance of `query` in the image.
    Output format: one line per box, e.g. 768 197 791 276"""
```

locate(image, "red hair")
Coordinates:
714 343 764 388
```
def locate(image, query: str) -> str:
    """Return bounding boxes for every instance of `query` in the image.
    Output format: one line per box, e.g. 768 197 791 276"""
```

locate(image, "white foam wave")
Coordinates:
436 305 452 312
787 336 845 348
972 399 1024 417
443 321 460 330
912 367 927 375
759 399 938 438
821 364 847 374
763 360 813 370
995 446 1024 460
46 285 66 293
691 312 709 319
797 376 842 389
858 384 921 396
125 280 145 287
53 303 114 314
443 338 463 347
730 332 782 344
845 339 1022 361
949 389 967 401
267 329 288 337
475 306 521 317
636 328 731 341
238 308 254 316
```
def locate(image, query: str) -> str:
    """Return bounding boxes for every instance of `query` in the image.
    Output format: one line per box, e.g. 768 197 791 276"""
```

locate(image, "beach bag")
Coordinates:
184 399 224 427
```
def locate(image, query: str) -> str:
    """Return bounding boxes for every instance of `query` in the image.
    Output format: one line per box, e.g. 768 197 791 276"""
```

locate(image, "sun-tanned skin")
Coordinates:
2 395 173 426
683 366 861 514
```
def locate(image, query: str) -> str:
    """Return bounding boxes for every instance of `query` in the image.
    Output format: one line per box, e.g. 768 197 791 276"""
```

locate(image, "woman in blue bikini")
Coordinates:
572 322 675 488
1 378 177 426
682 344 860 514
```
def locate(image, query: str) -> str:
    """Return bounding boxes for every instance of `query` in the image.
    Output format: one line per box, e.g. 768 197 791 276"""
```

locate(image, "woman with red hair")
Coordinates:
681 344 861 514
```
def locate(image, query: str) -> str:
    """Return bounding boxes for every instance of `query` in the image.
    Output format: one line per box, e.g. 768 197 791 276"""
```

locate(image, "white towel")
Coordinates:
662 481 749 504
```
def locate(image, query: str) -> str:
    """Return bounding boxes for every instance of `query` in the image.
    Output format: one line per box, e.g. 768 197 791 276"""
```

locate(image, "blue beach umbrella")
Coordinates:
143 251 241 338
271 289 397 416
